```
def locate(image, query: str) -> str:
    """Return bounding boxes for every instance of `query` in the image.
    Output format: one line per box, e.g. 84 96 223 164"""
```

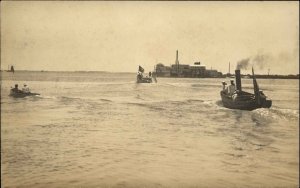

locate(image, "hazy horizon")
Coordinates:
1 1 299 75
1 69 299 77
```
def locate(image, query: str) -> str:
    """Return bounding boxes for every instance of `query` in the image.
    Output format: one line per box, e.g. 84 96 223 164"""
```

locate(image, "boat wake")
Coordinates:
252 107 299 121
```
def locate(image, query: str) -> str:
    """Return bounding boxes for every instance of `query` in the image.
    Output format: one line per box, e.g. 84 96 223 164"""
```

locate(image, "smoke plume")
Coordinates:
236 53 271 70
236 49 298 73
252 54 271 70
236 58 250 70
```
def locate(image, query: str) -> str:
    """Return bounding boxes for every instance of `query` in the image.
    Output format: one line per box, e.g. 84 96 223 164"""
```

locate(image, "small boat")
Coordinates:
220 68 272 110
137 76 152 83
9 90 40 98
136 65 155 83
9 86 40 98
6 65 15 73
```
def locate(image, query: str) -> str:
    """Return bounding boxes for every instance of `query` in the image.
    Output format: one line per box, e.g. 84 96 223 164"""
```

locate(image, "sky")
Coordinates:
1 1 299 74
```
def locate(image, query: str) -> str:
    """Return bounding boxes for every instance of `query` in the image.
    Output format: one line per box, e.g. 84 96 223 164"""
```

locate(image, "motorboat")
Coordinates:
136 65 156 83
137 76 152 83
9 89 40 98
220 68 272 110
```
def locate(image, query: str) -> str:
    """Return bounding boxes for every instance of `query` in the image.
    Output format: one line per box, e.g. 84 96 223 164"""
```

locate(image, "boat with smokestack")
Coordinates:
220 68 272 110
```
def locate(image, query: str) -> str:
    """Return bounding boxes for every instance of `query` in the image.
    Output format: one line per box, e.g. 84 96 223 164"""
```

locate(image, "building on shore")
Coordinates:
155 63 171 77
154 50 223 78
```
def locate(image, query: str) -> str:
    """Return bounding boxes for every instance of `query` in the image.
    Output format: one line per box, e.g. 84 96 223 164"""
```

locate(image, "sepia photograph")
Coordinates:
1 1 299 187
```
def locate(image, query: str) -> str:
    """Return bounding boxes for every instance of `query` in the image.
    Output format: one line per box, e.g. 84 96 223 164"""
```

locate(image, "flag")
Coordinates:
138 65 144 73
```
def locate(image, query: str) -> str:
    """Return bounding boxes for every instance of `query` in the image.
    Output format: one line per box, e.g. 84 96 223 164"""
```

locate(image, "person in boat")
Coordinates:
11 84 21 93
228 79 236 95
222 81 227 93
137 72 143 80
259 90 266 100
232 90 240 101
22 84 30 93
149 71 152 77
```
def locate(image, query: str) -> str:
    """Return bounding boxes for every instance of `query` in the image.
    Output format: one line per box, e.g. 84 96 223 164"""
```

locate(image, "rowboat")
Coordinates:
9 89 40 98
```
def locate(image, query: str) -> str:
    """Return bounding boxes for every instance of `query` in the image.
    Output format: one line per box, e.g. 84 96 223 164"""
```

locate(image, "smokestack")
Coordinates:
235 69 242 91
175 50 179 75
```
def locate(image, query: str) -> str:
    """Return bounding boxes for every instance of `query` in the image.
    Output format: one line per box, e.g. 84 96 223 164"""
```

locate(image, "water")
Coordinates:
1 71 299 188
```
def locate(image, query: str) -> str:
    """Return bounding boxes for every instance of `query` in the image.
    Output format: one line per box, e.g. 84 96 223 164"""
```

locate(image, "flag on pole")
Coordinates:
138 65 144 73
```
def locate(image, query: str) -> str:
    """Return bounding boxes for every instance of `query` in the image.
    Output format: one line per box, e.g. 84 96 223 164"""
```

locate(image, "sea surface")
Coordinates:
1 71 299 188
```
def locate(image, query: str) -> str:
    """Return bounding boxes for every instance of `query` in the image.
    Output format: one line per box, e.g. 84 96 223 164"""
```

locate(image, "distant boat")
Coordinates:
220 68 272 110
9 86 40 98
9 91 40 98
136 65 155 83
6 65 15 73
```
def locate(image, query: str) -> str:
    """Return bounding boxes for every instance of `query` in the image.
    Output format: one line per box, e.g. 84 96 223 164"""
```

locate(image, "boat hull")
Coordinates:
220 91 272 111
137 77 152 83
9 91 40 98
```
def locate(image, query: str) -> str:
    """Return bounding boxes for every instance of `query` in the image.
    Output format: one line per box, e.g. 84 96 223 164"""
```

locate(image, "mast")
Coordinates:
252 67 261 105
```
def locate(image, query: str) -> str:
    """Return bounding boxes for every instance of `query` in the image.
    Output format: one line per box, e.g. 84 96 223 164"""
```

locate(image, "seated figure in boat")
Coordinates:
22 84 30 93
259 90 267 103
137 72 143 80
222 81 228 93
232 90 241 101
10 84 22 94
259 90 266 99
228 80 236 96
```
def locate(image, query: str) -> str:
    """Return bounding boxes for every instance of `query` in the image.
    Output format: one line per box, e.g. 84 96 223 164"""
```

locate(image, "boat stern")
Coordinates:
262 99 272 108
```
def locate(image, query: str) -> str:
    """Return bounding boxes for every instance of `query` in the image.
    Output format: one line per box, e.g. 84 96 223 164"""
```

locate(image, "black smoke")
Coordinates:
236 58 250 70
236 53 271 70
252 54 270 70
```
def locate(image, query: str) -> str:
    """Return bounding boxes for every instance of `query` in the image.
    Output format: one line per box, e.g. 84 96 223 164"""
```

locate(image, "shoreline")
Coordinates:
1 70 299 79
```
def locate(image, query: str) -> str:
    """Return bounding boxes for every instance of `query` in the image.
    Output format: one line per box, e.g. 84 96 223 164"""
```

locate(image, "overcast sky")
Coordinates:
1 1 299 74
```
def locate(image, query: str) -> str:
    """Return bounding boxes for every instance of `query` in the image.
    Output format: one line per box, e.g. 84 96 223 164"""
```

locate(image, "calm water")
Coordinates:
1 71 299 188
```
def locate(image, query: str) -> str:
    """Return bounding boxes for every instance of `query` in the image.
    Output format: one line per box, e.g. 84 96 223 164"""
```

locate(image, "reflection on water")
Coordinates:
1 71 299 188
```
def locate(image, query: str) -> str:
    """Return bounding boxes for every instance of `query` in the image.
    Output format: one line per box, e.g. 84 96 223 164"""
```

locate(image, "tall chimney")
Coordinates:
175 50 179 75
235 69 242 91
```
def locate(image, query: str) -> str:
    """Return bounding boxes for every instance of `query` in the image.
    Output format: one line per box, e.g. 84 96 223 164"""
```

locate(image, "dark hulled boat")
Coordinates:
136 65 155 83
9 84 40 98
9 90 40 98
137 76 152 83
220 68 272 110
